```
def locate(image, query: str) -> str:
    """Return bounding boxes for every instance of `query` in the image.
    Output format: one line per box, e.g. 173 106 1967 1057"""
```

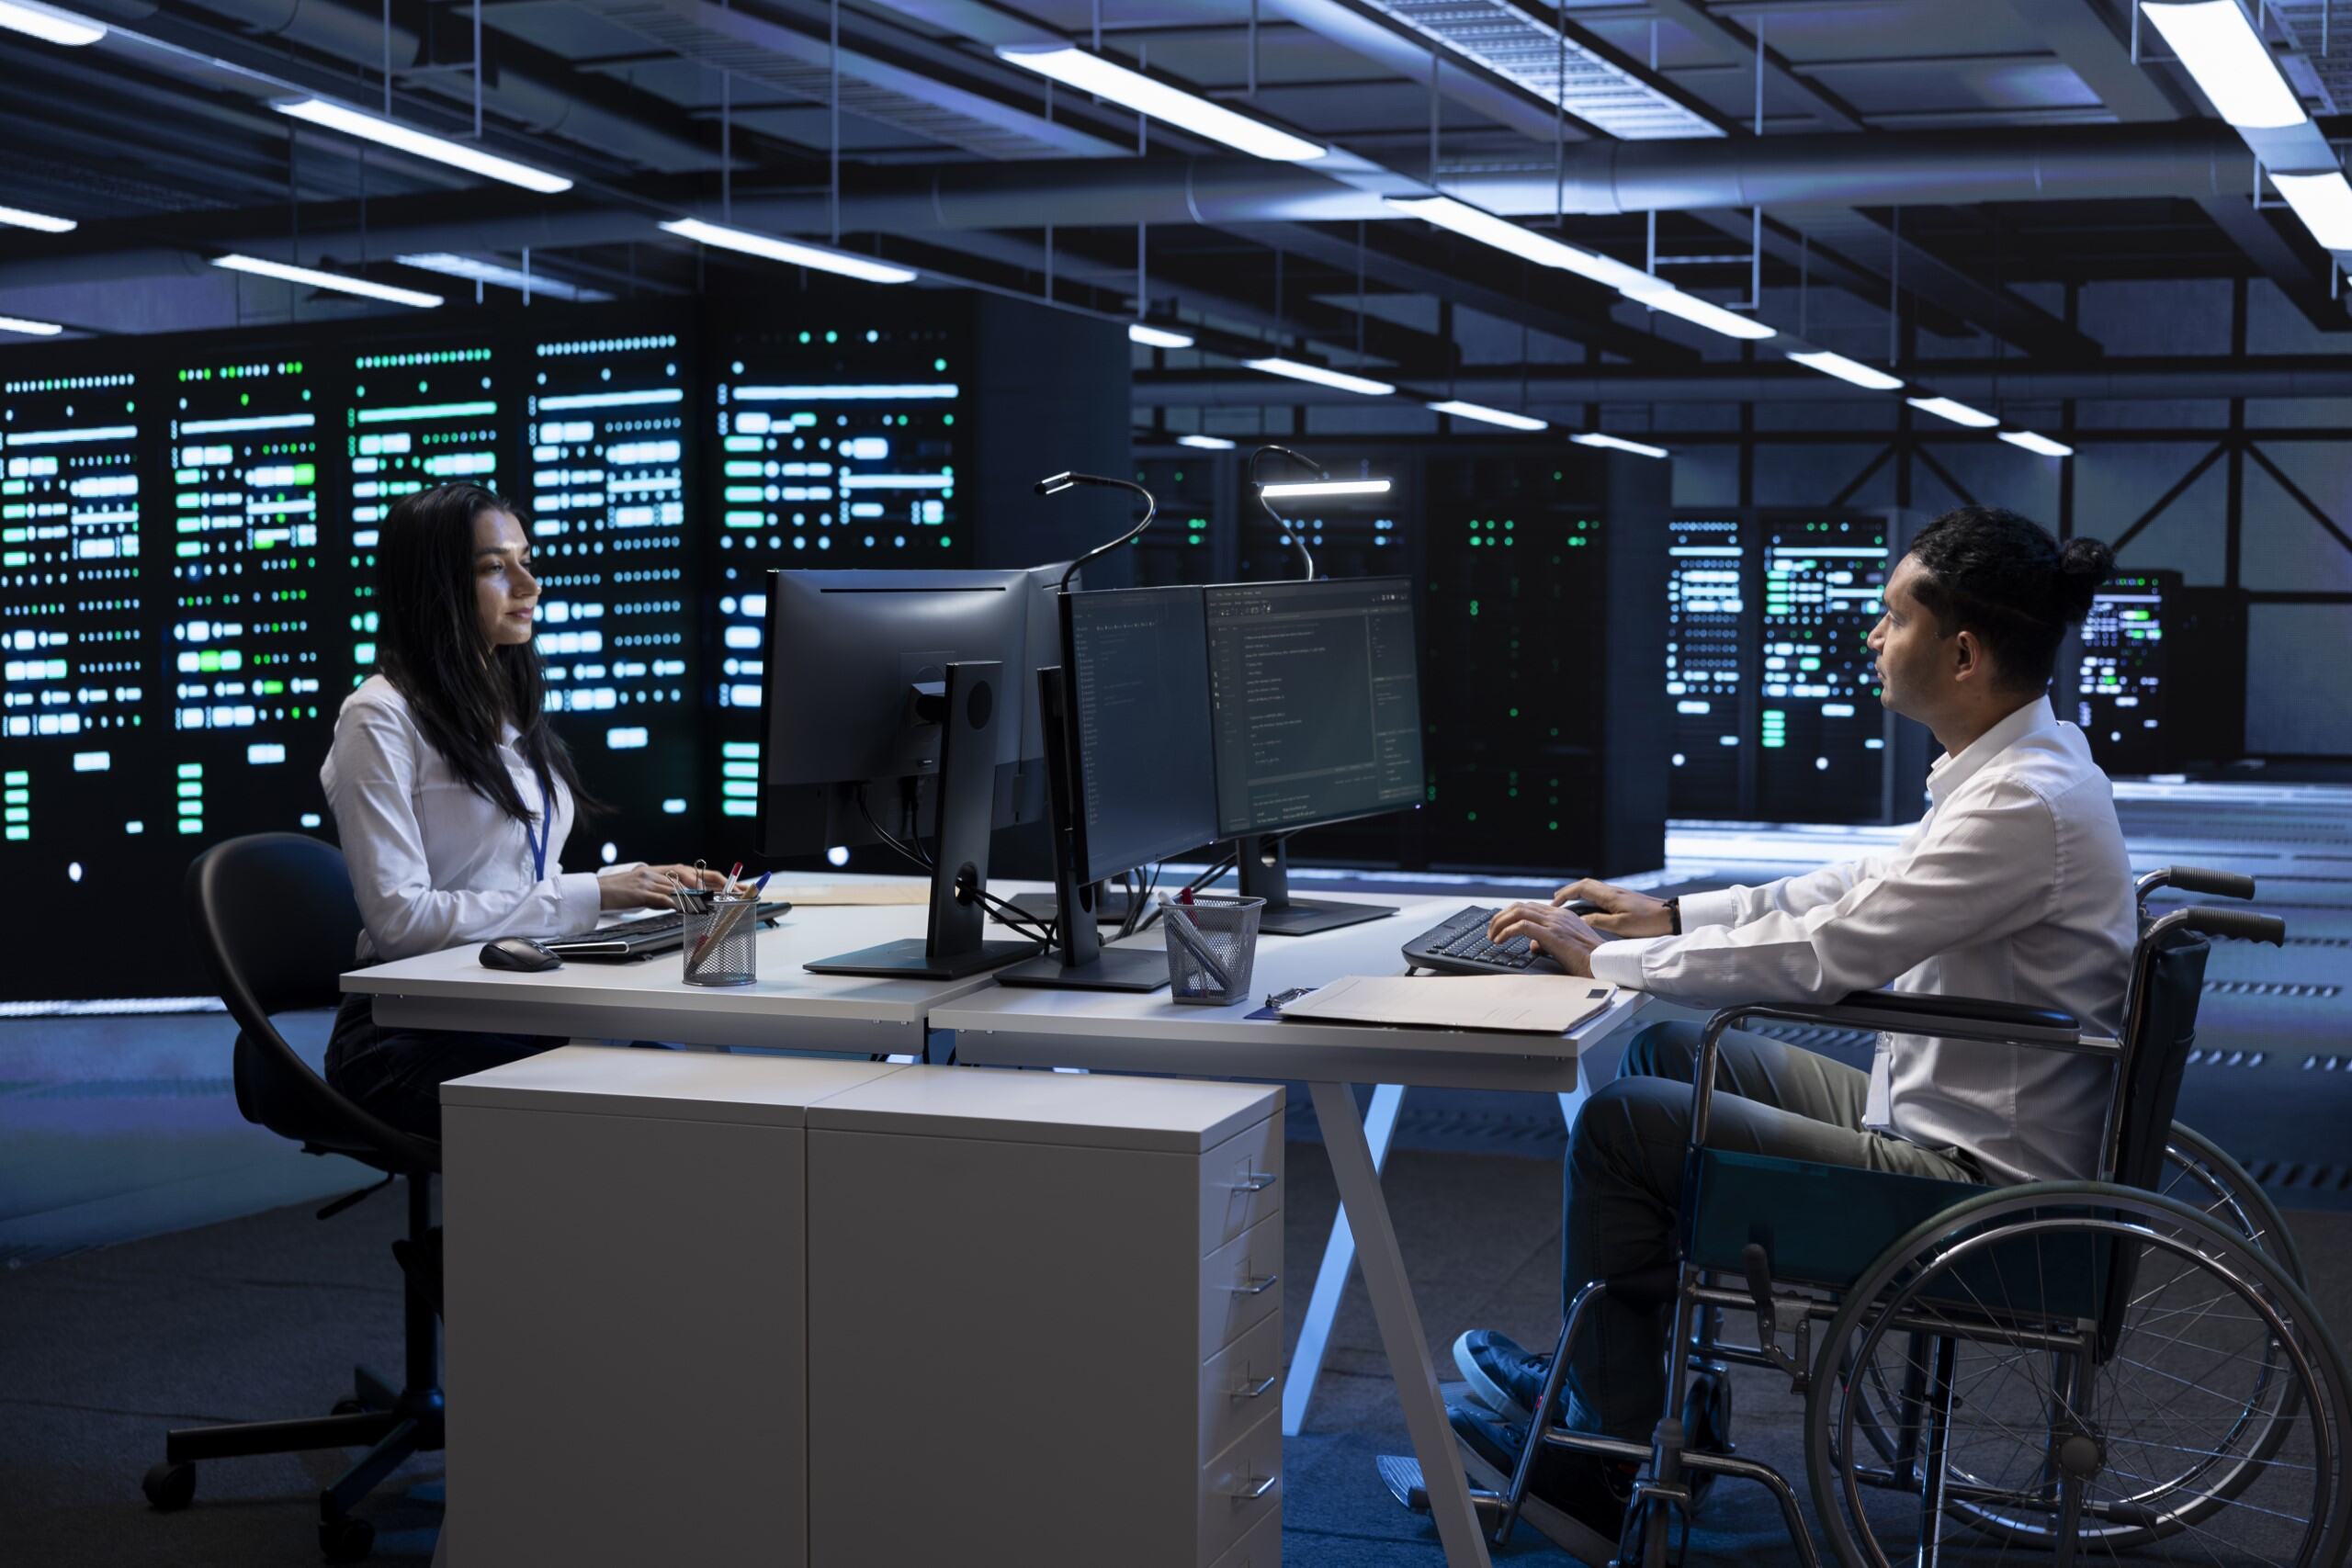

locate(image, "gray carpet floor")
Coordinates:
6 1134 2349 1567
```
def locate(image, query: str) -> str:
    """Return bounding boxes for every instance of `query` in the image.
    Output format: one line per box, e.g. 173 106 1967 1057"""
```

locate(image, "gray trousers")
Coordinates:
1563 1020 1982 1441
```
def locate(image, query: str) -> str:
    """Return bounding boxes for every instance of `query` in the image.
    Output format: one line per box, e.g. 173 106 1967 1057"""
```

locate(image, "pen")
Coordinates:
1157 893 1231 993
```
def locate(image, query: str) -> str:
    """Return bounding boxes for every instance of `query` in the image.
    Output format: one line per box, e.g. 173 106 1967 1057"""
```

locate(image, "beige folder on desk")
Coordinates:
1278 975 1618 1035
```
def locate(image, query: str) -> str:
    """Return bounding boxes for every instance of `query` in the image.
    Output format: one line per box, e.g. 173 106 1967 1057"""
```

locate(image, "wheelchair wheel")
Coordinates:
1805 1184 2350 1568
1838 1123 2308 1496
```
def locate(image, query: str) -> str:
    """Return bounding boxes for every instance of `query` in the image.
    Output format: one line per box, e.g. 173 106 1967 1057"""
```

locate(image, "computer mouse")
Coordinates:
480 937 562 972
1566 899 1601 917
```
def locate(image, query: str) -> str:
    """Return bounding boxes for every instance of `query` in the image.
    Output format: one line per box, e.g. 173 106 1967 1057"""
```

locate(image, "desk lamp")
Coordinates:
1035 470 1157 590
1248 446 1392 581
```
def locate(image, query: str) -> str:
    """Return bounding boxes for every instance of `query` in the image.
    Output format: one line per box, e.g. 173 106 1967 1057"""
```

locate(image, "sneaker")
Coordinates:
1453 1329 1555 1427
1447 1402 1631 1562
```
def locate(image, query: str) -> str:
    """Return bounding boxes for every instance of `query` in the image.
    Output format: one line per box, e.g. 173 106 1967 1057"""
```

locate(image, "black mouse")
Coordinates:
480 936 561 972
1566 899 1601 917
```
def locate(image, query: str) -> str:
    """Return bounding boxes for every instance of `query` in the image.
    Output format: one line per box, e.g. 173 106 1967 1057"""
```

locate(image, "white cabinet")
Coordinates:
803 1066 1284 1568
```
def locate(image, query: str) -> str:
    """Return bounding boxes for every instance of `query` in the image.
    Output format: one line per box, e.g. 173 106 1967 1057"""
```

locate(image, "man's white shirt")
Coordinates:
1589 696 2136 1183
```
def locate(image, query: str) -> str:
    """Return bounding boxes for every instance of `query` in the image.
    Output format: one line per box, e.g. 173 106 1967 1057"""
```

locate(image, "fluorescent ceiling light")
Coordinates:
1905 394 2000 429
1999 430 2075 457
0 0 104 46
0 313 64 336
1386 196 1654 292
1243 356 1396 397
1571 432 1669 459
1259 479 1393 499
0 202 75 233
275 98 573 193
1128 322 1194 349
1430 399 1547 432
1625 283 1777 342
212 254 443 309
397 254 609 301
659 218 916 284
998 45 1326 162
2140 1 2306 130
1176 434 1237 450
2272 170 2352 250
1788 348 1903 392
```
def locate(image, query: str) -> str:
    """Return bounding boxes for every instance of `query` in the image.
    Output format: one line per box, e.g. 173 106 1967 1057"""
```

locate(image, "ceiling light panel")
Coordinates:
2139 1 2308 129
1243 357 1396 397
1363 0 1720 141
1176 434 1236 449
0 202 75 233
658 219 917 284
1906 395 2000 429
997 46 1326 161
397 254 610 301
212 254 443 308
1998 430 2075 457
275 98 574 193
1430 400 1547 431
2272 169 2352 249
1128 323 1195 349
1260 479 1394 499
0 314 65 336
1787 349 1904 392
1570 433 1669 458
1386 196 1654 291
0 0 104 46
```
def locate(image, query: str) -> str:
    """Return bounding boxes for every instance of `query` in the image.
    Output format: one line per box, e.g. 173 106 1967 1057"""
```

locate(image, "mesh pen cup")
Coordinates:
1161 895 1264 1005
682 894 759 987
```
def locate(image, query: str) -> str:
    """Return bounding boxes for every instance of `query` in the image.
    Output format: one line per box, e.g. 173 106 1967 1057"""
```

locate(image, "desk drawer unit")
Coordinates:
805 1067 1284 1568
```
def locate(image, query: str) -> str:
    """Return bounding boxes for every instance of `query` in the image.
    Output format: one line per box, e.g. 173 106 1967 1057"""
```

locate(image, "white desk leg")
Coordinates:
1309 1080 1491 1568
1283 1081 1404 1437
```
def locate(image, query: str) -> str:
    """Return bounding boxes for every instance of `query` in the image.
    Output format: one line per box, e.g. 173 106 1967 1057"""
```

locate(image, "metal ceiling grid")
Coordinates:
1364 0 1724 138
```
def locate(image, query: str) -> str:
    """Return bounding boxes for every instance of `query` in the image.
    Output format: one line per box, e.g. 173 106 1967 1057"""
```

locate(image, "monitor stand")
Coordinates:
995 887 1136 929
1237 834 1395 936
804 661 1043 981
995 666 1169 993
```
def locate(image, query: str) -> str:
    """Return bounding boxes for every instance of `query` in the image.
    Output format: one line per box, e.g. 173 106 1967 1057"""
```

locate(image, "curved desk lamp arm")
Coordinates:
1035 471 1157 592
1250 444 1324 582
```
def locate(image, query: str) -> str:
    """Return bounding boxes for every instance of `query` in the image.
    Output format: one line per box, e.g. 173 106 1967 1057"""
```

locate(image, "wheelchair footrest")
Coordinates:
1378 1455 1510 1520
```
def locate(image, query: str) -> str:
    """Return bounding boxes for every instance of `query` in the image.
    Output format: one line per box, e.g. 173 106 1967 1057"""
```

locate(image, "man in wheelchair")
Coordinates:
1455 506 2141 1555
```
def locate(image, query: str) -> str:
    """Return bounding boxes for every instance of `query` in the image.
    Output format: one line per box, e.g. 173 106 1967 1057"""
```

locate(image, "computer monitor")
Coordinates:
1204 576 1424 934
998 584 1219 992
755 567 1061 978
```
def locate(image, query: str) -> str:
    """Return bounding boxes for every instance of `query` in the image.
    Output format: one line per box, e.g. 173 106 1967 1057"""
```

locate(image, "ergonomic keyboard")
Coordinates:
1399 901 1599 976
541 900 793 962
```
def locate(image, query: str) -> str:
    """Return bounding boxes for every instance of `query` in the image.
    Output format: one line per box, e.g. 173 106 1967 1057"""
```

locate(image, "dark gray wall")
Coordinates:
969 298 1134 587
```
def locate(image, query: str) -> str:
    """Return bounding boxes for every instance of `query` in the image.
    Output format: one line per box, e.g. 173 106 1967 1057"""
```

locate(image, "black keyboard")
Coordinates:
542 900 793 962
1401 903 1588 976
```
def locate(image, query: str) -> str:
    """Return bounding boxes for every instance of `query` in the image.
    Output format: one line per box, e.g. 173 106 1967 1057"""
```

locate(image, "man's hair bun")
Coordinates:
2055 536 2114 619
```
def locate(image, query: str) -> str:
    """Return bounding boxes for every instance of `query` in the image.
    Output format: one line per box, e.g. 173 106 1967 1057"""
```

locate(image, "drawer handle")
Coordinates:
1224 1169 1277 1192
1229 1373 1278 1400
1227 1472 1280 1503
1227 1272 1279 1296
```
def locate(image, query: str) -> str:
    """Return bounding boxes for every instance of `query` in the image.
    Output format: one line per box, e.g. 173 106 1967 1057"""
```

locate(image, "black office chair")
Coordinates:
144 832 444 1563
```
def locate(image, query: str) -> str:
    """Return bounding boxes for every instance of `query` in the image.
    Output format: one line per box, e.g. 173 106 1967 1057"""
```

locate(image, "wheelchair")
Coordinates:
1393 865 2348 1566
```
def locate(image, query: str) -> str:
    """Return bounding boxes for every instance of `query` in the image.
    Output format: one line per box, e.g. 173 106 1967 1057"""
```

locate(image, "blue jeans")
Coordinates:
325 993 559 1142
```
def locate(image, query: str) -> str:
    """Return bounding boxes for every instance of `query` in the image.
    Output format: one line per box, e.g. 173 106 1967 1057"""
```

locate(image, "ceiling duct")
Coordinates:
1357 0 1720 140
571 0 1125 161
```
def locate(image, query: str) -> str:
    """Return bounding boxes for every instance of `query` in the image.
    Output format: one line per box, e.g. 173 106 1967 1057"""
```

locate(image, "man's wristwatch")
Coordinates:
1664 897 1681 936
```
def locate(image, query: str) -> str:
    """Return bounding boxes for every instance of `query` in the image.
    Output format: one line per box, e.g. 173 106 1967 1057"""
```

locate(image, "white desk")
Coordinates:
343 897 1000 1058
930 893 1654 1568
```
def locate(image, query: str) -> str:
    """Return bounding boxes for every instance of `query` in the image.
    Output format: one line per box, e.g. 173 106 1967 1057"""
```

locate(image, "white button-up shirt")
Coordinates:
322 675 608 964
1589 696 2136 1183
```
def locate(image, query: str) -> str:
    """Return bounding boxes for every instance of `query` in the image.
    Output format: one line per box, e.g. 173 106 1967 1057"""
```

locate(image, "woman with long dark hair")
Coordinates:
321 482 718 1137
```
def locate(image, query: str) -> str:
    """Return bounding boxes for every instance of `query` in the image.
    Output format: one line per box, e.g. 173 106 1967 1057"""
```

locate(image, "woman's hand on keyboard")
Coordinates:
1487 901 1605 976
598 863 727 910
1552 878 1672 939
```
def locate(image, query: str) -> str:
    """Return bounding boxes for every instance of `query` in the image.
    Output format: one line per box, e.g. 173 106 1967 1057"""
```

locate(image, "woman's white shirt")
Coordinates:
322 675 608 963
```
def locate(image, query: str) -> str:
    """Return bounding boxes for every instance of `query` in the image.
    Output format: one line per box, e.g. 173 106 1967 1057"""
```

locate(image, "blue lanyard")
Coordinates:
525 750 554 881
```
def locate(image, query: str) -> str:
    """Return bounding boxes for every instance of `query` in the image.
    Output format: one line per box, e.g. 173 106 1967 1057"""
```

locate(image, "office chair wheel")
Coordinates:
142 1460 195 1512
319 1515 375 1563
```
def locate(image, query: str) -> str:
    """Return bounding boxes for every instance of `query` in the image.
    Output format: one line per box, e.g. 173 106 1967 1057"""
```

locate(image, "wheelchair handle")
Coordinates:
2173 906 2286 946
2138 866 2256 901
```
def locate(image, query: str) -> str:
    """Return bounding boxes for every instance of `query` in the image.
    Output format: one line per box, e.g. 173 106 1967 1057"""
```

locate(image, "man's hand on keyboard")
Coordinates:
1487 901 1607 977
1552 877 1673 939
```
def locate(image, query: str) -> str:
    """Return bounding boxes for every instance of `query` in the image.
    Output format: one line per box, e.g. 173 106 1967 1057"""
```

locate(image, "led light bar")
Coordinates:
1788 349 1903 392
1998 430 2075 457
0 202 75 233
1243 357 1396 397
397 254 610 301
212 254 443 309
1905 395 2000 429
1626 284 1777 342
0 313 65 336
999 45 1326 162
1259 479 1393 499
1570 432 1669 459
275 98 573 194
658 219 916 285
2140 1 2306 130
1430 400 1547 432
1128 322 1195 349
0 0 104 47
1176 434 1237 450
1386 196 1654 291
2272 169 2352 250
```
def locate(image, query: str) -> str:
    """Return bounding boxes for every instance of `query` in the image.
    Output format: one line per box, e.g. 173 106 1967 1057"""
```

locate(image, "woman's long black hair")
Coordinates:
374 482 597 823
